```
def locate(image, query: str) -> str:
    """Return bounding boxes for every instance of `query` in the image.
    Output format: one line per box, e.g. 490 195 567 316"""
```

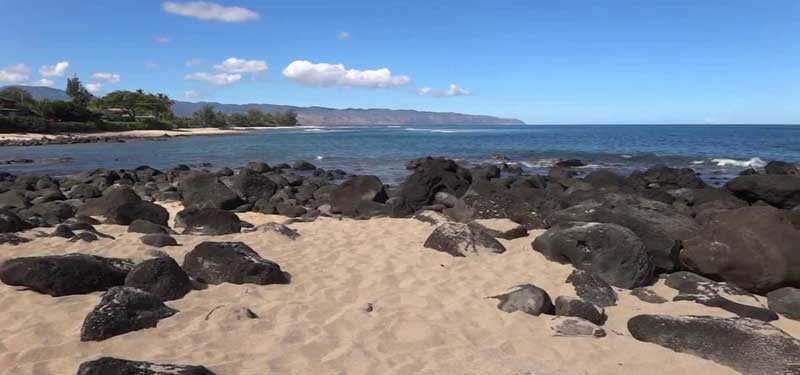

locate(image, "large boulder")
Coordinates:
533 222 653 288
0 209 31 233
626 165 706 190
128 219 173 234
765 160 799 175
680 205 800 293
67 184 102 199
550 194 700 271
726 174 800 209
393 157 472 216
231 168 278 202
767 287 800 320
489 284 554 316
179 172 243 210
141 233 179 248
182 242 289 285
175 207 241 235
423 222 506 257
329 175 388 217
0 254 133 296
25 201 76 224
77 186 168 226
0 189 30 209
80 286 178 341
462 185 554 229
124 257 192 301
566 269 617 308
666 272 778 322
554 296 606 325
77 357 216 375
628 314 800 375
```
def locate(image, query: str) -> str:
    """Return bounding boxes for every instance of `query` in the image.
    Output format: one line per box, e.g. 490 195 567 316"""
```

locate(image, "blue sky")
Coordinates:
1 0 798 124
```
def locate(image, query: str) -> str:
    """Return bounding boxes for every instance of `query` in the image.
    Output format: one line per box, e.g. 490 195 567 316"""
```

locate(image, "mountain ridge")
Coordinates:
3 85 525 126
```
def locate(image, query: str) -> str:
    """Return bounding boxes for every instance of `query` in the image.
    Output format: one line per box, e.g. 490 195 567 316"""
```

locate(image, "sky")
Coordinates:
1 0 799 124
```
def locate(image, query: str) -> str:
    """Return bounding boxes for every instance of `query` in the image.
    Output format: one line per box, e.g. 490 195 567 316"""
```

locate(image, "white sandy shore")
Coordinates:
0 126 314 142
1 202 798 375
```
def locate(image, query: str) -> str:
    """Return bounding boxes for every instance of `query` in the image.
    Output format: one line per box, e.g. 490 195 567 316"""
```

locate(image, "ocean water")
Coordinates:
1 124 798 185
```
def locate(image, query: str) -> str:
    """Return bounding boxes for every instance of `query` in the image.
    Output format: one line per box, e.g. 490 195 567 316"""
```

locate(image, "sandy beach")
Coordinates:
1 200 797 375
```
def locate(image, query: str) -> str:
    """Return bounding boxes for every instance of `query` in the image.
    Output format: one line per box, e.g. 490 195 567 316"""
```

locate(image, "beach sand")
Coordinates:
0 126 311 142
1 202 798 375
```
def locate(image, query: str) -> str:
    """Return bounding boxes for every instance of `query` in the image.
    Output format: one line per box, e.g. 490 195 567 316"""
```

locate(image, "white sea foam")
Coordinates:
710 157 766 168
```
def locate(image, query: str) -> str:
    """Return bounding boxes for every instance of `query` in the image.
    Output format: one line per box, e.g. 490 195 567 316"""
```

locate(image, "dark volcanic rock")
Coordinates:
628 314 800 375
329 175 388 217
533 222 653 289
0 189 30 209
630 287 668 304
0 233 30 245
67 184 102 199
141 233 179 247
182 242 289 285
726 174 800 209
0 209 31 233
231 168 278 202
767 287 800 320
77 186 168 226
124 257 192 301
423 222 505 257
680 205 800 293
554 296 607 325
77 357 216 375
242 222 300 239
566 269 617 308
179 172 243 210
80 286 178 341
554 159 585 168
25 201 76 224
550 194 700 271
627 165 706 190
393 157 472 216
0 254 132 296
128 219 173 234
666 272 778 322
765 160 799 175
175 207 241 235
490 284 554 316
292 160 317 171
471 218 528 240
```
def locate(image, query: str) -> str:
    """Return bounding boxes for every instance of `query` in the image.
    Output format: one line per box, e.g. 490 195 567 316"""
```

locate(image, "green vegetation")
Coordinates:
0 78 301 134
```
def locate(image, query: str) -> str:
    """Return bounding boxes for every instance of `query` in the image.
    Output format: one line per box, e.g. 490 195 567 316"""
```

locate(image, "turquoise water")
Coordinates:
1 124 798 184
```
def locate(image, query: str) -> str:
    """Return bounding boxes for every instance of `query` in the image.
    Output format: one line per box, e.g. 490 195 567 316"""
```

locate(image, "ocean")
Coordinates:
1 124 798 186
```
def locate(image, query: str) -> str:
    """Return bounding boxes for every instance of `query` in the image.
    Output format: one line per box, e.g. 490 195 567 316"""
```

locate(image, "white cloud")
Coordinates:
39 61 70 77
282 60 411 88
184 90 204 99
417 84 471 98
186 58 203 67
337 31 351 40
185 72 241 85
0 63 30 83
86 83 103 94
162 1 259 23
145 61 160 69
213 57 267 73
155 36 171 43
91 72 121 83
33 78 54 87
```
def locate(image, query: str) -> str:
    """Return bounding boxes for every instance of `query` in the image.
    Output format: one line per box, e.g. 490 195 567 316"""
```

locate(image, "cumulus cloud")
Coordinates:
213 57 267 73
155 36 171 43
32 78 54 87
186 58 203 67
185 72 241 85
0 63 30 83
282 60 411 89
417 84 471 98
85 83 103 94
184 90 204 99
91 72 121 83
39 61 70 77
337 31 351 40
162 1 259 23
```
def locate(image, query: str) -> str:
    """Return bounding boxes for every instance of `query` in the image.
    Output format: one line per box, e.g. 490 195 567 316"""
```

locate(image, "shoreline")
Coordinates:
0 126 314 147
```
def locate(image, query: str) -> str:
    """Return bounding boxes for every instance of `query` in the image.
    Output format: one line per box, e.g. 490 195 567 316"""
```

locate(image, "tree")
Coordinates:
276 111 299 126
228 113 249 127
98 90 174 121
192 104 222 127
66 75 91 107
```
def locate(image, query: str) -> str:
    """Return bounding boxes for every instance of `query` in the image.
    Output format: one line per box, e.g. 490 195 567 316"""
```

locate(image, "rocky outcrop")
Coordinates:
566 269 617 308
182 242 289 285
628 314 800 375
423 222 505 257
680 205 800 293
489 284 555 316
329 175 388 217
175 207 241 235
80 286 178 341
767 287 800 320
393 157 472 216
726 174 800 209
0 254 132 296
179 172 243 210
124 257 192 301
77 357 216 375
533 222 653 289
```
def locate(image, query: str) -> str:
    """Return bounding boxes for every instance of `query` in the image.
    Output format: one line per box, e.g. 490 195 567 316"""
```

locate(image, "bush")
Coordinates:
98 119 174 132
0 116 51 133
